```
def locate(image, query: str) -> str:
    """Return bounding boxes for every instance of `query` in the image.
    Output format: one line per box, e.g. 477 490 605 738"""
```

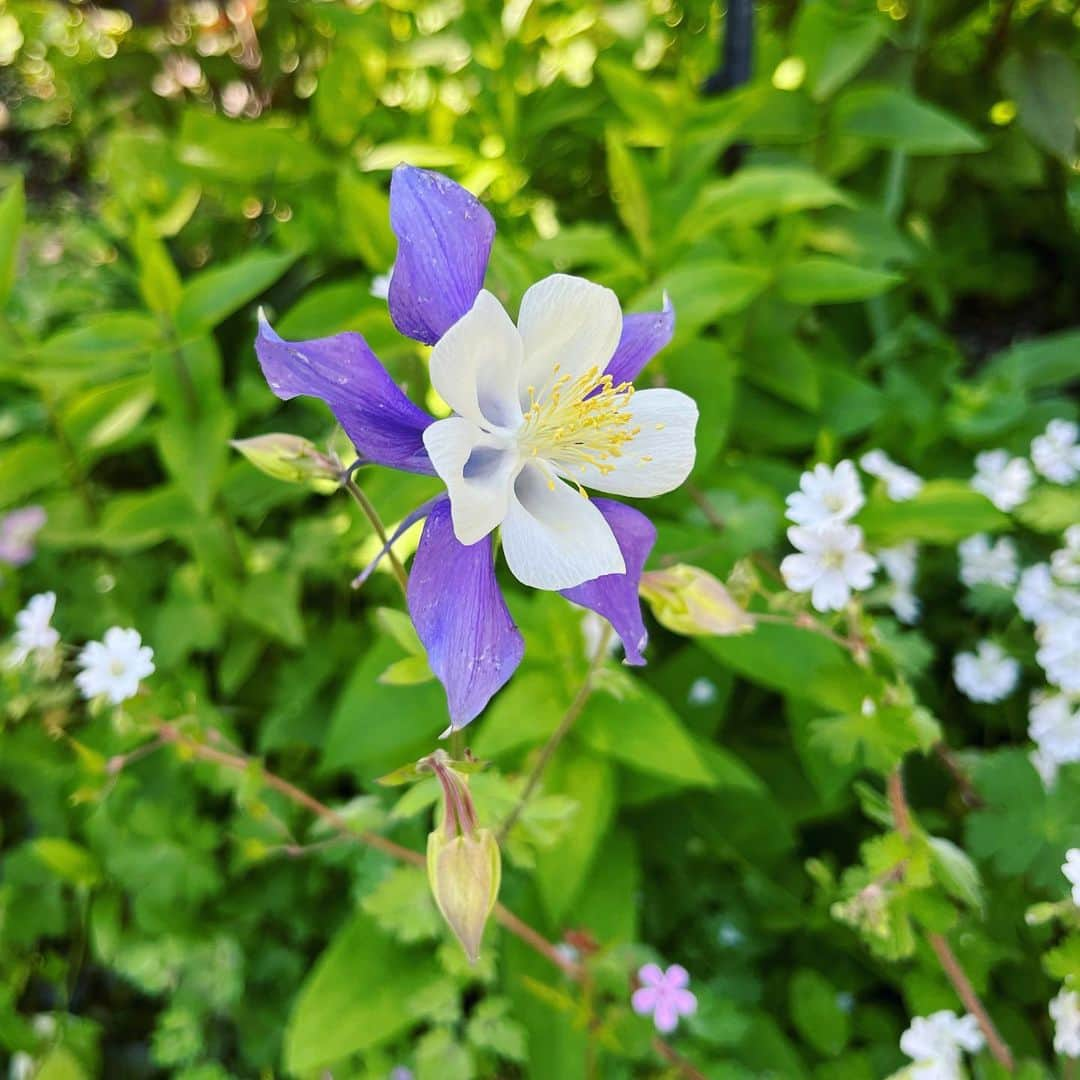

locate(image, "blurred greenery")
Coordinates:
1 0 1079 1078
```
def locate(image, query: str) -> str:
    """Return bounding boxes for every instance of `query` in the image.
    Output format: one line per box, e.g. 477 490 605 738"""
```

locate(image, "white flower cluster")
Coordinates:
5 593 154 705
970 420 1079 511
899 1010 984 1079
1050 987 1080 1058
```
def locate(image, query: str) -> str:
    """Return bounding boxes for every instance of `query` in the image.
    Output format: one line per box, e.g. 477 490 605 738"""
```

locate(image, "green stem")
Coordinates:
342 477 409 595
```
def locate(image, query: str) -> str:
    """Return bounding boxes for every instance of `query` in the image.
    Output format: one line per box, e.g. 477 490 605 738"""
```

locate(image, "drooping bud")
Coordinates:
230 434 341 493
639 564 754 637
421 750 501 963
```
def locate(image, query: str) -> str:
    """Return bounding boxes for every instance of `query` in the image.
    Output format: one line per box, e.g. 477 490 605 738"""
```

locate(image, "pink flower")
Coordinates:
631 963 697 1033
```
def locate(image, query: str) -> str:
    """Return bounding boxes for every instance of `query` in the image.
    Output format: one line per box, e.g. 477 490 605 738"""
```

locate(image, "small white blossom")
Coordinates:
859 449 922 501
957 534 1018 589
370 264 394 301
785 460 864 526
7 592 60 668
1031 419 1080 485
878 542 920 624
900 1010 984 1080
687 677 718 706
1031 746 1060 789
1063 849 1080 906
780 522 877 613
1051 987 1080 1057
1015 563 1080 624
1037 617 1080 693
953 640 1020 703
971 449 1033 512
1051 525 1080 587
75 627 155 705
8 1052 34 1080
1028 692 1080 768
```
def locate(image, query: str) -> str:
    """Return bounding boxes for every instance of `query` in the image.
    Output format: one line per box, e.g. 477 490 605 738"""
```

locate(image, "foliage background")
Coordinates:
1 0 1079 1077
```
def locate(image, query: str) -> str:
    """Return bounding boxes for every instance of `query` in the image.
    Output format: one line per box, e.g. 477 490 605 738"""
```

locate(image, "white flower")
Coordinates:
878 542 920 624
785 460 864 526
859 449 922 501
1037 617 1080 693
1064 849 1080 906
900 1011 984 1079
8 1052 34 1080
1029 692 1080 766
1051 987 1080 1057
957 534 1018 589
7 592 60 668
75 627 155 705
1015 563 1080 624
780 522 877 613
1031 746 1060 789
1051 524 1080 586
370 264 394 300
687 677 718 706
422 277 697 589
971 449 1033 512
1031 419 1080 485
953 640 1020 703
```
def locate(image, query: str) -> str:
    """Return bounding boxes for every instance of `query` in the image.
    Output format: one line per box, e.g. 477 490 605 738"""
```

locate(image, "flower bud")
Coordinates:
230 434 340 492
426 827 501 963
639 564 754 637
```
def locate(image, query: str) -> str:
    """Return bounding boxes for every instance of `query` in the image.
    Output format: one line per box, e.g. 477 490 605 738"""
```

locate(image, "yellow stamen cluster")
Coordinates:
518 364 640 487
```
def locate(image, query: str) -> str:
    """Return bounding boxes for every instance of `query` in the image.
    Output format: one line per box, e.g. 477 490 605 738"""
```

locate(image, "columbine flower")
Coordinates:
785 460 864 526
1015 563 1080 624
631 963 697 1034
780 522 876 613
953 640 1020 703
971 449 1033 512
254 166 695 729
7 592 60 668
859 449 922 501
957 533 1018 589
1063 849 1080 906
1051 525 1080 586
899 1011 984 1080
0 506 46 567
1051 988 1080 1057
1029 692 1080 769
1032 419 1080 485
75 627 155 704
878 542 919 623
1037 617 1080 693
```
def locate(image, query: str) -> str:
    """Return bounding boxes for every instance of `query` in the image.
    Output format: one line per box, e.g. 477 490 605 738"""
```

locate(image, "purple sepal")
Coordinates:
255 315 435 475
352 495 442 589
407 497 524 729
561 498 656 665
603 294 675 388
388 165 495 346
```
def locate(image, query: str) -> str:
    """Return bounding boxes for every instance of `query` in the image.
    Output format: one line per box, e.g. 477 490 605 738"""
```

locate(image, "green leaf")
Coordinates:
379 655 435 686
337 171 396 269
0 436 65 509
0 175 25 309
857 480 1009 545
31 838 102 888
362 866 441 943
416 1028 475 1080
788 968 850 1056
777 257 902 304
811 703 941 775
60 376 156 454
606 130 652 262
1014 486 1080 534
95 487 195 552
981 328 1080 390
833 86 986 154
645 260 770 336
793 2 887 101
466 998 528 1063
597 60 671 142
133 216 182 318
34 313 162 367
1000 49 1079 163
284 911 442 1074
237 570 305 647
928 836 984 914
175 250 297 335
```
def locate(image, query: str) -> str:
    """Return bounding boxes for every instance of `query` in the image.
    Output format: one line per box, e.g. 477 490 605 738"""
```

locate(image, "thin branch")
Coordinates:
652 1036 709 1080
496 626 612 844
933 744 984 809
342 477 409 595
887 766 1014 1072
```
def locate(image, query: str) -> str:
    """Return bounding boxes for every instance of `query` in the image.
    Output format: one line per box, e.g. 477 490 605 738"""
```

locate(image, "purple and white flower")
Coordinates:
780 521 877 613
7 592 60 668
971 449 1033 512
631 963 697 1034
254 166 694 729
953 640 1019 703
1031 419 1080 485
75 627 155 704
0 506 46 567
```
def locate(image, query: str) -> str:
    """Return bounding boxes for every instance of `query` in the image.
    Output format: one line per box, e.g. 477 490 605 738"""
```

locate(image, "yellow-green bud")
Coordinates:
230 434 340 493
639 564 755 637
427 827 501 964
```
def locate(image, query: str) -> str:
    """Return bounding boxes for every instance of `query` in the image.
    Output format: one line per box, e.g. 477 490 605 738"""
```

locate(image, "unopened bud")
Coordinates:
230 434 340 492
639 564 754 637
427 827 501 963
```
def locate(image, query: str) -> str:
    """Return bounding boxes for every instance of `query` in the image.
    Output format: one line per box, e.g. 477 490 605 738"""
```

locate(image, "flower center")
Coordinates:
109 658 126 676
821 549 846 570
517 364 642 480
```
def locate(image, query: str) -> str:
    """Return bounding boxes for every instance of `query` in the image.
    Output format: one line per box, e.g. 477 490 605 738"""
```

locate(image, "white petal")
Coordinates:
780 552 821 592
564 388 698 498
811 572 850 612
423 417 521 545
429 290 525 431
516 274 622 406
500 464 624 590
